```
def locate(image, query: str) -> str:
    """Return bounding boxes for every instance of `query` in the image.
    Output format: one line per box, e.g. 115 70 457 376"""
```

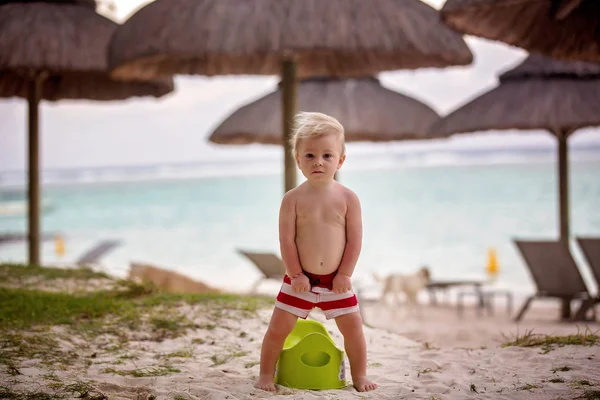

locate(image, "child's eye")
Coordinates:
305 154 314 159
324 154 332 159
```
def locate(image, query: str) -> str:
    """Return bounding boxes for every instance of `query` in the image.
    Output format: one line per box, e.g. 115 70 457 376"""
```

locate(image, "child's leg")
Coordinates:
255 307 298 391
335 312 378 392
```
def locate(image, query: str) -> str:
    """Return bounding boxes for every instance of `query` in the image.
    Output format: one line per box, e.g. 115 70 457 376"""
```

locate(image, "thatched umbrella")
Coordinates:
0 0 174 265
430 54 600 244
209 77 439 145
440 0 600 63
108 0 473 193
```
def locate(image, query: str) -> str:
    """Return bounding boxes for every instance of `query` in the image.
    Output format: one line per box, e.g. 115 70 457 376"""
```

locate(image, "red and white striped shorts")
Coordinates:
275 271 359 320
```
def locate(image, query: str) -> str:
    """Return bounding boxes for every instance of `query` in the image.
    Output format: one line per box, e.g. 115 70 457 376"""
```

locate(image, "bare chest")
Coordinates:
296 197 346 226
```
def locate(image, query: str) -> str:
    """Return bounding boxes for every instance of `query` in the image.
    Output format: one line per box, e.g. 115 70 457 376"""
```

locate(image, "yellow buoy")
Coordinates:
55 235 65 258
486 247 499 279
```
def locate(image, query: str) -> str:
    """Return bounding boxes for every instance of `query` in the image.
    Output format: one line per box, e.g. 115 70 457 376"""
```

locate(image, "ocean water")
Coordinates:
1 156 599 296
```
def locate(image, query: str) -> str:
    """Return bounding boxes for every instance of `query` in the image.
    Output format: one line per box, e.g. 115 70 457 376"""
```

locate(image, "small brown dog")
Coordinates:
372 266 431 315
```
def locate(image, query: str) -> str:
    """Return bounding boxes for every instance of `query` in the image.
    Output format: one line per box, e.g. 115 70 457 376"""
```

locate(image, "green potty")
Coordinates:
275 319 347 390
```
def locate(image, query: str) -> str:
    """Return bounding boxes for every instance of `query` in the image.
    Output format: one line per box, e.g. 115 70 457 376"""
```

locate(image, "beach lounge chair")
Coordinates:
514 240 591 322
574 237 600 320
75 239 122 267
238 249 286 293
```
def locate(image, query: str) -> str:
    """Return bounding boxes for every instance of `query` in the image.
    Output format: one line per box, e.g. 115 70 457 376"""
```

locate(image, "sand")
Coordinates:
3 296 599 400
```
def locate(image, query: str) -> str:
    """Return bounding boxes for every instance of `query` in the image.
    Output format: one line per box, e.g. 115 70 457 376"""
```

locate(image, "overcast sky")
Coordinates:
1 0 598 172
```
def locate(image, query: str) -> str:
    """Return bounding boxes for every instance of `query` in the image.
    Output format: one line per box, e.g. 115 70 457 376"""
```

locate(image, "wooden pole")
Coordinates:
281 55 297 193
27 73 44 266
557 130 570 242
556 129 573 320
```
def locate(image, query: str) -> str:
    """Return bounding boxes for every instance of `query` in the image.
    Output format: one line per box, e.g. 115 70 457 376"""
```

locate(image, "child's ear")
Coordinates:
337 154 346 169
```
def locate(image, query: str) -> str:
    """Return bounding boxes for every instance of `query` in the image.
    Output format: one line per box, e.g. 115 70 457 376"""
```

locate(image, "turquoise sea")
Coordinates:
1 152 599 296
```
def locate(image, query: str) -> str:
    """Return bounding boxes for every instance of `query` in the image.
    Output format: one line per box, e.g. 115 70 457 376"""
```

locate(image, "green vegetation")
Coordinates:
0 263 109 282
0 263 272 396
580 390 600 400
502 329 598 354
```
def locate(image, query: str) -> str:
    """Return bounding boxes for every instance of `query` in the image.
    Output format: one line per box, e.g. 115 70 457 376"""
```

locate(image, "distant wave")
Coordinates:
1 145 598 189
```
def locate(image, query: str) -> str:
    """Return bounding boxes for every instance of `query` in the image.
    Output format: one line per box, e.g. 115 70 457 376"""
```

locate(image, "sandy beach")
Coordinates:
2 266 599 400
361 297 600 350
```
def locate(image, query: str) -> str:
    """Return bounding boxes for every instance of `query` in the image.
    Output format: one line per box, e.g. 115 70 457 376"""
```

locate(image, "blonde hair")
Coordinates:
290 112 346 156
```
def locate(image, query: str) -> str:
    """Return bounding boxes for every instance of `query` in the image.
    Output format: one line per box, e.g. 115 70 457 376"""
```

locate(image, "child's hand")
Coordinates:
332 273 352 294
291 274 310 293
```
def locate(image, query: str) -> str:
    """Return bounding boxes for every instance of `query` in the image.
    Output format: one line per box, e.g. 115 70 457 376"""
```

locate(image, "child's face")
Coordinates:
295 134 346 182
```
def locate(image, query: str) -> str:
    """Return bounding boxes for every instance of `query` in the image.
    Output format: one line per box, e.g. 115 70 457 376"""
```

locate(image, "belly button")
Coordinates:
320 261 324 266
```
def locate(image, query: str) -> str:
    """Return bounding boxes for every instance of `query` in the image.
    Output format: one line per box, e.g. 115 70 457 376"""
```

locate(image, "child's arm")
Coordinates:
337 190 363 278
279 191 302 277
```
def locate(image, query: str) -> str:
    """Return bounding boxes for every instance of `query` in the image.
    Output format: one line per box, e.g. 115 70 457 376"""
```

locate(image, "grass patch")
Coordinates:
0 381 109 399
119 354 139 360
0 287 136 330
417 367 442 377
0 332 79 368
210 354 232 366
63 382 106 400
42 373 61 382
552 366 572 373
150 316 188 332
103 366 180 377
0 386 60 400
0 282 271 331
571 380 594 387
502 329 598 354
578 390 600 400
158 349 193 359
548 378 565 383
519 383 541 391
0 264 109 283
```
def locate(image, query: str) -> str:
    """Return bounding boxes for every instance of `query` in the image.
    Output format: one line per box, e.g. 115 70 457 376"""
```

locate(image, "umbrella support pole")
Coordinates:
281 55 297 193
556 129 574 244
27 72 45 266
556 128 575 320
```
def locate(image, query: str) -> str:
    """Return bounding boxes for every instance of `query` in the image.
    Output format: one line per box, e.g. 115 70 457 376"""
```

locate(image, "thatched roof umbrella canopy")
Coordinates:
0 0 174 265
109 0 473 79
431 54 600 244
209 77 440 145
440 0 600 63
109 0 473 193
0 1 174 99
